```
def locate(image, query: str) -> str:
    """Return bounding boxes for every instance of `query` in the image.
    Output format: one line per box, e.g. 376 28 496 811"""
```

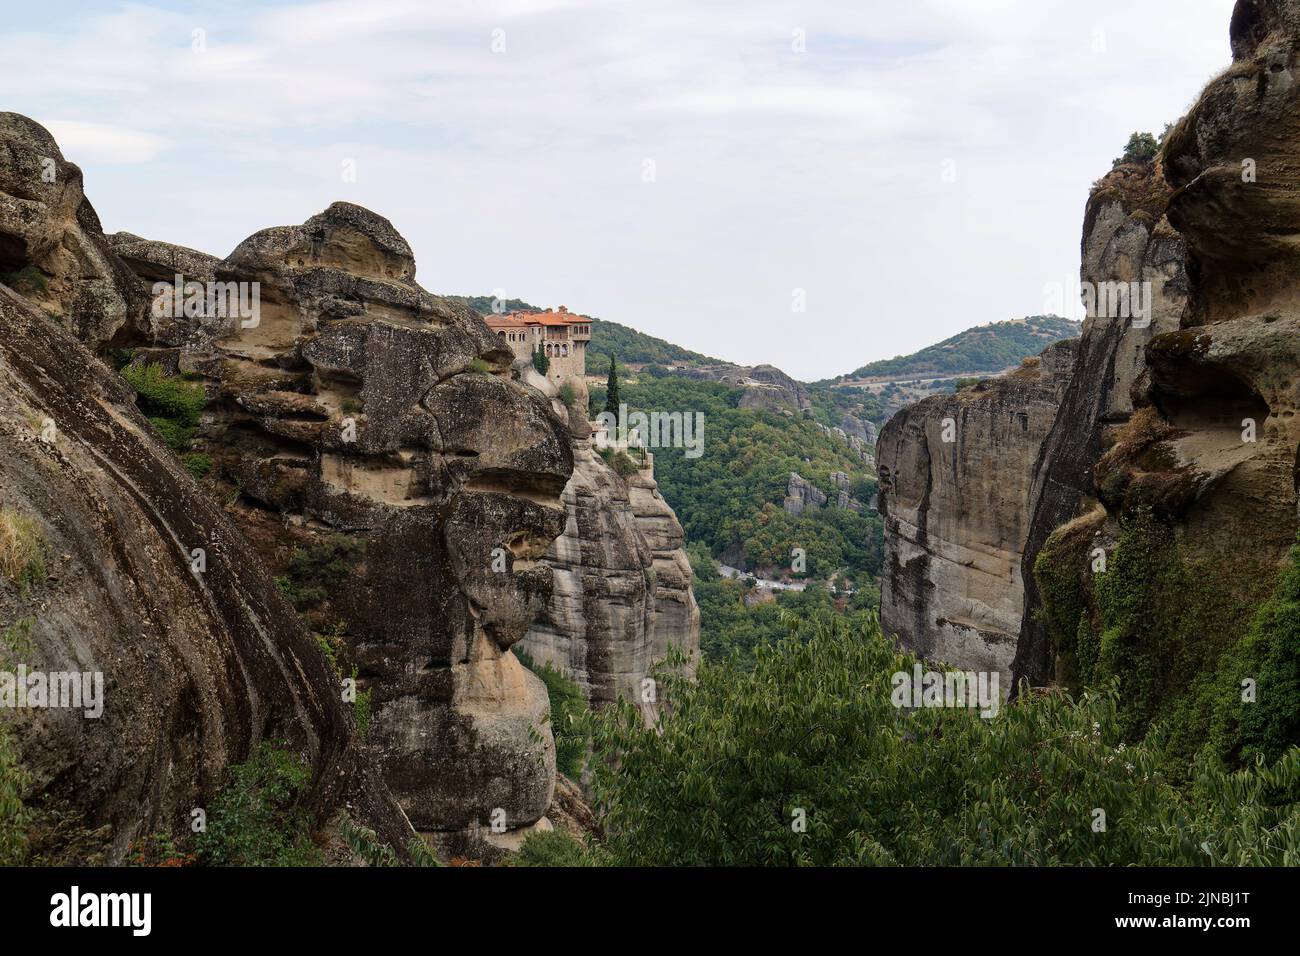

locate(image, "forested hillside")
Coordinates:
584 318 721 372
834 315 1080 381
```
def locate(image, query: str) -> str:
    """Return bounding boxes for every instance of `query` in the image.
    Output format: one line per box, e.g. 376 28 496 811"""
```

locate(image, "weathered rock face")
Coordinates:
123 202 576 842
0 117 409 862
0 113 143 348
1011 162 1188 685
1060 0 1300 612
783 472 828 516
878 340 1077 682
519 382 699 717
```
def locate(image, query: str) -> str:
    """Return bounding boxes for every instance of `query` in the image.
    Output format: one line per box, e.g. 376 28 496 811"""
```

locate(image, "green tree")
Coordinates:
1115 131 1159 167
582 615 1300 866
603 353 621 422
532 347 550 376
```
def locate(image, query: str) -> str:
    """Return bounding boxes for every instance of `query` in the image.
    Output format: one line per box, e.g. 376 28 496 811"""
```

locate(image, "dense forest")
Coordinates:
590 368 881 579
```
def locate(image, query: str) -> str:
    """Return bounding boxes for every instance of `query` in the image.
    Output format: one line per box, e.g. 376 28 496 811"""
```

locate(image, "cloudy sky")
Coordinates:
2 0 1236 379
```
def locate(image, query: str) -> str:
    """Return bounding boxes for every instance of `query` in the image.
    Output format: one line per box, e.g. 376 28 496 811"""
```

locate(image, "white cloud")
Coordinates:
42 120 171 164
0 0 1239 378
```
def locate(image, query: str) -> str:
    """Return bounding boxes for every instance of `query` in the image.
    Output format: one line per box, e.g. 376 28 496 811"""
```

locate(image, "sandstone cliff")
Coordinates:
123 203 577 852
0 114 410 863
1011 161 1188 685
878 341 1077 682
518 371 700 717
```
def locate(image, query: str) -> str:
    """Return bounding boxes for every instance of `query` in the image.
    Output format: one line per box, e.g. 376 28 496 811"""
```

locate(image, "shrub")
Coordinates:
181 453 212 480
0 724 30 865
276 535 365 610
511 829 604 867
466 358 491 375
516 649 587 779
194 742 323 866
532 349 550 375
122 363 206 453
1114 131 1159 167
339 817 397 867
0 510 45 589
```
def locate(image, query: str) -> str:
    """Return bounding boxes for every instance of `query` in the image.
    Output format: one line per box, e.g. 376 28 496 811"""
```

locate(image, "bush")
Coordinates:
466 358 491 374
122 363 206 453
558 382 577 408
194 742 323 866
0 510 45 590
275 535 365 610
181 453 212 480
582 614 1300 866
511 829 604 867
0 724 30 865
1114 131 1159 167
516 649 587 779
532 349 549 375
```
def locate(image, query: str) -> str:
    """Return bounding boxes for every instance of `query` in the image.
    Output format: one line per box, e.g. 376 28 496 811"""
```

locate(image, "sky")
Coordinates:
1 0 1238 380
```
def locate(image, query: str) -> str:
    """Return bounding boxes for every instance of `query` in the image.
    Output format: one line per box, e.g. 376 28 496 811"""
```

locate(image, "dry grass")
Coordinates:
0 509 45 587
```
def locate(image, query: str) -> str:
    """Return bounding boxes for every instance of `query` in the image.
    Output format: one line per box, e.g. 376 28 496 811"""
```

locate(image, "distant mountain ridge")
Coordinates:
831 315 1081 383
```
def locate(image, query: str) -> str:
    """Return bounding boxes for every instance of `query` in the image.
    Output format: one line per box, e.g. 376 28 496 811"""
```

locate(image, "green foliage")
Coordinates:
592 375 881 582
466 358 491 374
532 348 549 375
833 316 1078 381
0 617 35 662
598 447 639 477
516 649 587 778
181 452 212 480
583 615 1300 866
602 353 621 421
195 742 322 866
122 362 206 453
1115 131 1160 167
1219 536 1300 767
0 723 30 865
558 382 577 408
585 317 720 374
687 544 876 664
339 817 397 866
275 535 365 610
1089 511 1266 772
0 265 48 295
511 829 606 867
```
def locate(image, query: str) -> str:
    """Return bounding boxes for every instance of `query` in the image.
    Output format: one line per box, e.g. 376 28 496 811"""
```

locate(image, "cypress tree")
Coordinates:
603 353 621 424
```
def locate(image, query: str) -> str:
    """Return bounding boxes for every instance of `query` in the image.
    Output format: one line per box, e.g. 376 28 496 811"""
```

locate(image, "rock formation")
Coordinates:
1011 160 1187 685
518 370 700 718
783 472 829 516
0 114 410 863
677 362 810 411
120 202 577 851
879 0 1300 705
878 340 1078 682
